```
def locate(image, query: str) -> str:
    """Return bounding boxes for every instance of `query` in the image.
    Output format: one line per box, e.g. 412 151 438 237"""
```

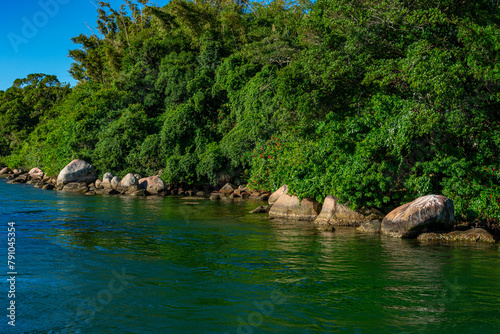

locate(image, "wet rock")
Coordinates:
34 182 45 188
95 188 119 195
85 191 96 196
9 174 29 184
269 194 322 221
42 184 55 190
62 182 89 194
209 193 221 201
418 228 496 243
315 196 383 230
129 189 147 196
57 160 96 185
250 205 271 214
381 195 455 238
356 221 381 233
249 193 269 201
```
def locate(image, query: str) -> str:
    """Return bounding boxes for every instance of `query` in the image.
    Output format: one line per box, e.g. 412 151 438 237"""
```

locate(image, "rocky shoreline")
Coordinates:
1 160 497 244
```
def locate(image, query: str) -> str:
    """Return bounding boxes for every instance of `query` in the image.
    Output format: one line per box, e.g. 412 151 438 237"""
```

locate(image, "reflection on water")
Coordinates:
0 179 499 333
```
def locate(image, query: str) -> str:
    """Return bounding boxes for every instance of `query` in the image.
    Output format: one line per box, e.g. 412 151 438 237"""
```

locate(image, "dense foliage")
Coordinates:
1 0 499 223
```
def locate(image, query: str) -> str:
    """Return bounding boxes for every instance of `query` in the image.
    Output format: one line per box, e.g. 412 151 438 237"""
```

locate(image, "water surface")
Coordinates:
0 179 499 333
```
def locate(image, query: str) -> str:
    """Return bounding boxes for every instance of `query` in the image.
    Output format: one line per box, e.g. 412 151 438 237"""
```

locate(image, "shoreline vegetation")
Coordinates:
1 161 498 243
0 1 499 232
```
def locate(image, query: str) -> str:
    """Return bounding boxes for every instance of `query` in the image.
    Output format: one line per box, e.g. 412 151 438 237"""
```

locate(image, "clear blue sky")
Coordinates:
0 0 168 91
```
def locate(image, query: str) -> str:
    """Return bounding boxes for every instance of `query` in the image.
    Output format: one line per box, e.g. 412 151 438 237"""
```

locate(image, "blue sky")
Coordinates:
0 0 168 91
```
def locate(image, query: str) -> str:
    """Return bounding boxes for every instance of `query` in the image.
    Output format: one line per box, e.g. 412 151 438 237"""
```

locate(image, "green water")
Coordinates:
0 179 499 333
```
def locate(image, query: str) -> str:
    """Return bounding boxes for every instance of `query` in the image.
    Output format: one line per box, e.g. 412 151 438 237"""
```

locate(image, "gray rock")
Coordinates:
118 173 138 188
111 176 121 189
57 160 96 185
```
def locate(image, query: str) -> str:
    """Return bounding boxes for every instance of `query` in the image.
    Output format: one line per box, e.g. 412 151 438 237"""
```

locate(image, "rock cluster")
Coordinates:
210 183 270 202
1 163 497 244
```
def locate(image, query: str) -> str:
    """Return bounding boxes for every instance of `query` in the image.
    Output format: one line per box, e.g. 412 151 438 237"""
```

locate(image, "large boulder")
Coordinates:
101 172 114 189
28 167 44 180
269 185 288 205
57 160 97 185
314 196 383 230
417 228 496 243
381 195 455 238
110 176 121 190
138 176 165 194
269 194 322 221
0 167 10 175
118 173 138 188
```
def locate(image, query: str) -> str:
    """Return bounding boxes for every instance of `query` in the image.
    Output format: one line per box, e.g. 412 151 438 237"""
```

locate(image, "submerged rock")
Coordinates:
62 182 89 194
42 184 54 191
381 195 455 238
57 160 96 185
250 205 271 214
356 221 381 233
418 228 496 243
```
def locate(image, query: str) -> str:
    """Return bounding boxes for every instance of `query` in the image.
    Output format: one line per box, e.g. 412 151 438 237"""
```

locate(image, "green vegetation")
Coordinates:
0 0 499 223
